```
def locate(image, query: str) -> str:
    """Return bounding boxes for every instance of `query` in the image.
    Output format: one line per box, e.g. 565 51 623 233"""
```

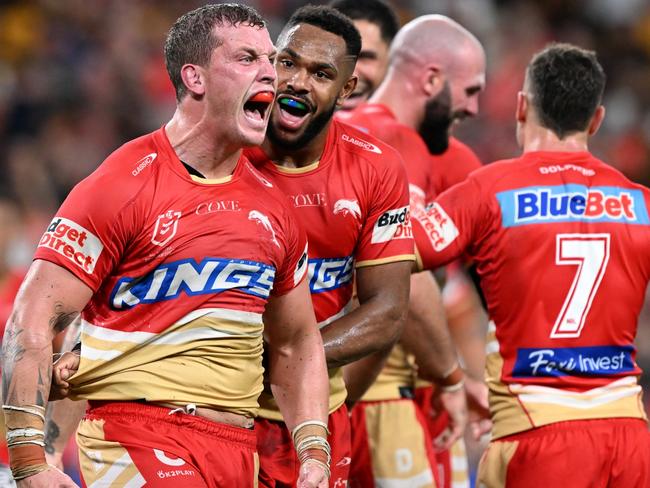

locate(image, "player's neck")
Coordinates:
371 79 420 130
165 109 242 179
522 126 590 154
262 126 329 169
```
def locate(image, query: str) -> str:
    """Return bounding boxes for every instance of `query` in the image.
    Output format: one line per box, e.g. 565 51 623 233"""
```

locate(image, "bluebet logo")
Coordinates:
512 345 636 378
308 256 354 293
496 185 649 227
111 257 275 309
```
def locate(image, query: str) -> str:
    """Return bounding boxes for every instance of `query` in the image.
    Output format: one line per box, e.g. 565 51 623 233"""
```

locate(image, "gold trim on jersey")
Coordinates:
414 246 424 272
190 174 233 184
272 160 320 174
69 308 265 416
77 419 146 487
485 320 647 439
355 254 416 269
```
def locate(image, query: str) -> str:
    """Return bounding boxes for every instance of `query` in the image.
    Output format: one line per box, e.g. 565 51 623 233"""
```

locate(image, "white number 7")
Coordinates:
551 233 610 338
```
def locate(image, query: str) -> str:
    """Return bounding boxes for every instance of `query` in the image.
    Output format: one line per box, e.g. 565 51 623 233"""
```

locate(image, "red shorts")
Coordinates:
77 401 258 488
478 418 650 488
349 398 438 488
256 405 350 488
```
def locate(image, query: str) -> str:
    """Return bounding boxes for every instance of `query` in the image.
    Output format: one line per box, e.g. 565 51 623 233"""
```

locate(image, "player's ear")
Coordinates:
588 105 605 136
180 64 206 98
337 75 358 107
515 91 528 123
422 65 443 97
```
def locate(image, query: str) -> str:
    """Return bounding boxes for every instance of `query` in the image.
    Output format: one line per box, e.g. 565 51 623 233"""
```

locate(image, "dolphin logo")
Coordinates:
249 210 280 248
333 199 361 220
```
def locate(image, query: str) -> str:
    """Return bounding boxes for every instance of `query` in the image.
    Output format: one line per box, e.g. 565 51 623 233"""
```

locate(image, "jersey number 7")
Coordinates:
550 233 611 339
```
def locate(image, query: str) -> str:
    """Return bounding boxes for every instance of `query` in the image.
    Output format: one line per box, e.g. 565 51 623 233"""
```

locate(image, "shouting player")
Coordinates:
2 5 330 487
415 43 650 487
244 6 414 488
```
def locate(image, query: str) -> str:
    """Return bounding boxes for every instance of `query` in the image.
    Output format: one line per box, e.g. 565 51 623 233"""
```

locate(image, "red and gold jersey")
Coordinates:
246 119 415 418
414 150 650 438
337 103 432 218
33 127 309 417
427 137 483 202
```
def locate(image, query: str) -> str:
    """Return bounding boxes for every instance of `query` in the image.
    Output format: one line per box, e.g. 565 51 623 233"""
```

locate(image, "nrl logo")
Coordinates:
249 210 280 248
152 210 181 247
333 199 361 220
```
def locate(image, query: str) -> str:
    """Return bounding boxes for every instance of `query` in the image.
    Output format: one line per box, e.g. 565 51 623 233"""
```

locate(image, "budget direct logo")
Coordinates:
417 203 459 251
39 217 104 274
497 184 649 227
371 206 412 243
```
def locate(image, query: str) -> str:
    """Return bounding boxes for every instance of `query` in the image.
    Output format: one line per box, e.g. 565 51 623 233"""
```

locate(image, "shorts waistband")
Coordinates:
86 401 256 448
499 418 648 441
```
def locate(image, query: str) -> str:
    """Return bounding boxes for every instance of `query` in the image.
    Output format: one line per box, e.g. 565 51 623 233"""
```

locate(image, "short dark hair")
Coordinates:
164 3 266 101
527 43 606 139
329 0 399 44
282 5 361 60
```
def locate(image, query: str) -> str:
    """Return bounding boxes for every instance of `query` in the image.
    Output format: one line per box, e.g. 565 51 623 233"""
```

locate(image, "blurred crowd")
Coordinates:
0 0 649 480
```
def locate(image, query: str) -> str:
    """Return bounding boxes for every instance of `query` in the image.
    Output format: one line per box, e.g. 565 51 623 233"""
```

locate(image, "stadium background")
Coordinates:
0 0 649 484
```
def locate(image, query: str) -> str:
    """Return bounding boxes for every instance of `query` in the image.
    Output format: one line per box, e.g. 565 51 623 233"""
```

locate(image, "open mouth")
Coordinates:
244 91 274 123
276 95 312 130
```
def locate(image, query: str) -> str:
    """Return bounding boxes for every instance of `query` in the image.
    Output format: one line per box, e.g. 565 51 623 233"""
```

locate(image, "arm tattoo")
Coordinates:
1 327 26 399
44 420 61 455
49 302 80 334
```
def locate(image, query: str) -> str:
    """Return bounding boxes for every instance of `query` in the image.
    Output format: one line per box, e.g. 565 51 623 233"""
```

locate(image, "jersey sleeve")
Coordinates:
355 150 416 267
33 173 134 292
271 209 309 296
414 174 490 271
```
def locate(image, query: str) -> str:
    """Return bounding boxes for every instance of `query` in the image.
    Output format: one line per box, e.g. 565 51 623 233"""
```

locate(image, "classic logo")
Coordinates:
249 210 280 248
416 203 459 251
333 199 361 220
371 206 412 243
341 133 382 154
512 345 635 378
152 210 181 247
497 185 649 227
110 257 276 309
290 192 327 208
132 152 157 176
308 256 354 293
38 217 104 274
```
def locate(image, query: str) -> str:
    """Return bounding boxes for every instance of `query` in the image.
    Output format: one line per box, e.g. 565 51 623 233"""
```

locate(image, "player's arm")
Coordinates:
400 270 468 450
321 260 411 369
2 260 91 487
264 278 330 487
45 321 86 470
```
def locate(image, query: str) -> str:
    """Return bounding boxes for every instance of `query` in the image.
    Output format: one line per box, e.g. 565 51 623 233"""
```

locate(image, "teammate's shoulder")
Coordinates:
331 119 404 168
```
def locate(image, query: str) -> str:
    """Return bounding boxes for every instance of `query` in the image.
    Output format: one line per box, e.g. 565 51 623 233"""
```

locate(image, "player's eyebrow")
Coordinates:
282 47 339 75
